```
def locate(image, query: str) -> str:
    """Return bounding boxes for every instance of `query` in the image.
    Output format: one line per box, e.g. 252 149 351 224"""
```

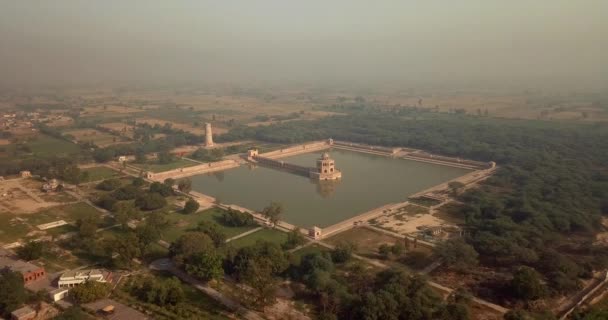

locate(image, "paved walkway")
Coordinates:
225 227 263 242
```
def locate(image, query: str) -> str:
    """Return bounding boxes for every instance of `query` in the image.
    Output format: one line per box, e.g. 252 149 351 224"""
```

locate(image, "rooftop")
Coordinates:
11 306 35 318
0 256 43 274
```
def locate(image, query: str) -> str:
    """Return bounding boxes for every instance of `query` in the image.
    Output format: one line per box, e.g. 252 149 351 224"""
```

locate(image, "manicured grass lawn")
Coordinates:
162 207 258 242
26 134 81 157
26 202 102 225
132 158 199 173
81 166 121 182
228 228 288 248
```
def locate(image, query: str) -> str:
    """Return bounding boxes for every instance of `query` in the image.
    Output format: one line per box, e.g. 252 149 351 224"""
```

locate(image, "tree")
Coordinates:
331 241 355 263
283 228 306 250
170 232 215 265
503 309 535 320
448 181 466 196
511 266 546 301
135 224 161 254
70 281 111 303
163 178 175 187
112 202 138 229
53 306 90 320
434 239 479 271
221 209 254 227
157 151 174 164
261 202 283 227
149 182 173 197
77 216 99 239
183 198 200 214
131 177 145 187
107 232 142 268
0 269 26 317
196 221 226 247
184 251 224 281
112 185 140 200
135 192 167 210
16 241 46 261
178 178 192 193
96 179 121 191
125 275 184 306
97 194 117 211
378 244 392 260
240 258 278 308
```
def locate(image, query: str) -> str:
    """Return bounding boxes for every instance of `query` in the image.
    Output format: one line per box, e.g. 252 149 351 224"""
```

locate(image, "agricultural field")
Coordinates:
134 118 210 135
25 134 81 157
227 227 287 248
63 128 126 147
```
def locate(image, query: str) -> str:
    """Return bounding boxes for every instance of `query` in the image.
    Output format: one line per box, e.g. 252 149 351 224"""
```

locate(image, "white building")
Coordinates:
57 269 112 288
49 288 69 302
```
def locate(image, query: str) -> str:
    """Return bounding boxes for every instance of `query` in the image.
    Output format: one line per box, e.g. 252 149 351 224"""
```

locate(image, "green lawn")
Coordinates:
162 207 258 242
228 228 288 248
0 213 31 243
26 134 81 157
81 166 121 182
132 158 199 173
26 202 102 225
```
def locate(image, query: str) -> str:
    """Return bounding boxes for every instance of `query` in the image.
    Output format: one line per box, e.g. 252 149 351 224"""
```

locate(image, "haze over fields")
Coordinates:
1 1 607 90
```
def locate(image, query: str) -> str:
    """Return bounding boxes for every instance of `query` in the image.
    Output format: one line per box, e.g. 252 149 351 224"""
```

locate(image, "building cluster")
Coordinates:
0 112 34 132
0 248 112 320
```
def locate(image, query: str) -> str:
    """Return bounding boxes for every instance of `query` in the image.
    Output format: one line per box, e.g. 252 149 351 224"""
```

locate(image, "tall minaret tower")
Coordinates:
205 123 214 147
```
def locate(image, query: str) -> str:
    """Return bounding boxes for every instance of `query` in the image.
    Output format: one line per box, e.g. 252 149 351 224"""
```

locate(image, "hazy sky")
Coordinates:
1 1 607 89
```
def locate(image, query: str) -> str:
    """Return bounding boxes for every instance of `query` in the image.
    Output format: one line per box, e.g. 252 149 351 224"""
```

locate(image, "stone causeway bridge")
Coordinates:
246 153 313 177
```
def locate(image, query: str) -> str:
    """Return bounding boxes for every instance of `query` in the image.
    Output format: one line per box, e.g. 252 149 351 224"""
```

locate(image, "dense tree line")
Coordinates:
0 155 86 184
92 122 204 163
220 106 608 300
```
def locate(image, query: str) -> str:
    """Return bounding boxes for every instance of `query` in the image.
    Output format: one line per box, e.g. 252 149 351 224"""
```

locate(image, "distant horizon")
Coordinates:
1 1 607 91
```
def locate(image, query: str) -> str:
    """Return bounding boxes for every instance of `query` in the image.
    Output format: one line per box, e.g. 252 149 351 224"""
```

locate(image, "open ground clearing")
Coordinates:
324 226 435 271
0 201 106 245
63 128 126 147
